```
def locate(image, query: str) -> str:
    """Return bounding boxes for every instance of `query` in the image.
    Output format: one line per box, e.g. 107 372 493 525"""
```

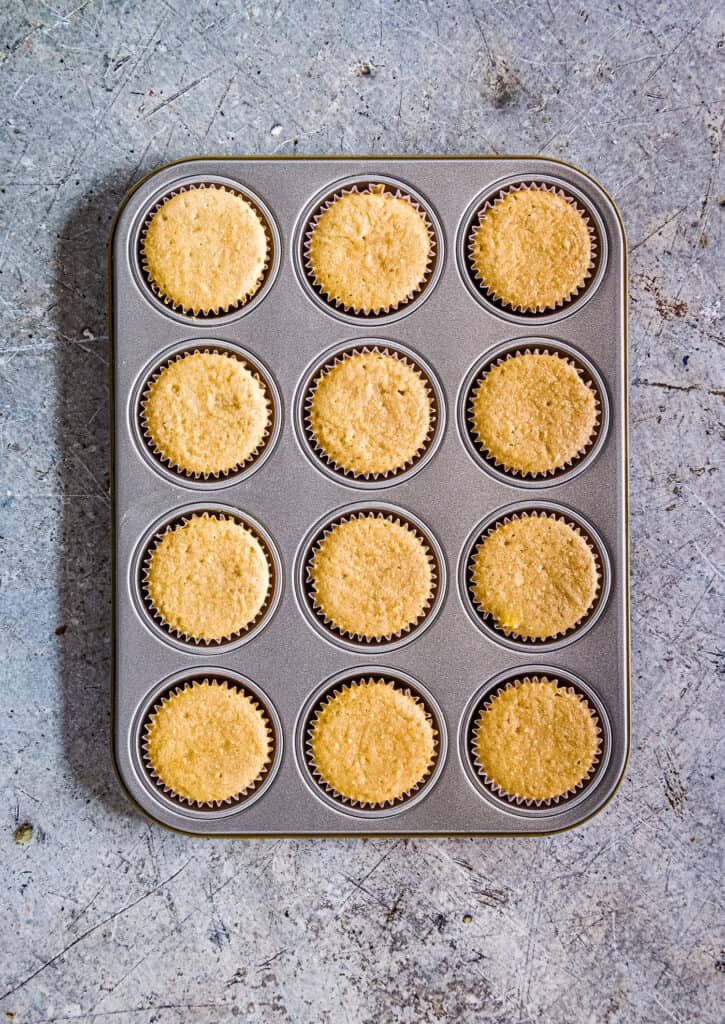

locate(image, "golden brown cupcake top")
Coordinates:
470 188 592 311
307 188 432 313
470 514 598 640
145 680 271 804
308 350 432 476
472 677 600 802
309 678 436 804
308 515 434 640
470 351 597 475
142 187 268 314
142 351 270 476
145 514 270 642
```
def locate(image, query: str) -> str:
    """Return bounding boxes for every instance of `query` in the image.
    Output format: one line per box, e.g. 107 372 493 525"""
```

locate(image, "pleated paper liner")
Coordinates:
137 180 275 318
138 345 278 483
139 510 278 648
140 676 277 812
302 344 441 483
465 343 603 482
302 675 442 813
467 674 604 810
302 509 441 648
464 180 601 317
300 179 440 319
464 508 606 647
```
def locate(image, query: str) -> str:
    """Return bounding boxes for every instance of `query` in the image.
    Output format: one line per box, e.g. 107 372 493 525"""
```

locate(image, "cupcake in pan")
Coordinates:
306 677 438 807
141 349 272 479
304 183 435 315
142 512 273 644
471 675 602 806
468 349 600 477
141 184 270 316
305 347 435 479
468 511 600 642
143 678 273 807
306 512 436 643
468 182 596 313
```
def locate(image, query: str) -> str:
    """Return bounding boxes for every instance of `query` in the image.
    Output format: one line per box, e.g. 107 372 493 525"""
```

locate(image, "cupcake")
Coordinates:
307 513 435 641
469 185 593 312
308 678 437 805
306 348 433 477
469 512 599 641
469 351 598 476
306 185 433 314
144 679 272 805
472 676 601 804
141 350 271 478
141 185 269 315
144 513 271 643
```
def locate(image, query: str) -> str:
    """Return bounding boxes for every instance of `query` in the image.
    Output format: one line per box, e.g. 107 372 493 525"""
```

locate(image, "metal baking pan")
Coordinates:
109 156 629 836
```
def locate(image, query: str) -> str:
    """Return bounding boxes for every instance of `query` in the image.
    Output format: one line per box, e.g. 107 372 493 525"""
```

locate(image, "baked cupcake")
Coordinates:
307 348 433 477
306 185 433 314
144 513 271 643
469 185 593 312
141 350 271 478
472 676 601 804
469 351 598 476
308 678 437 805
307 513 435 641
469 512 599 640
144 679 272 805
142 185 269 315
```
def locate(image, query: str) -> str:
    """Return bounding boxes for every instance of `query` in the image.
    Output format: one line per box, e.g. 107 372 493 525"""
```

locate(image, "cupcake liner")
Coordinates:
305 510 439 644
466 346 602 480
138 346 274 482
304 676 440 810
469 675 603 808
302 182 438 317
138 182 273 317
303 345 439 482
467 510 603 643
141 677 275 809
466 181 599 315
141 511 275 647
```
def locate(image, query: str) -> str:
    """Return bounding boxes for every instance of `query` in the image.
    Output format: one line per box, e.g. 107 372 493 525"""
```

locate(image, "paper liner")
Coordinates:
141 511 275 646
305 510 439 644
466 346 601 480
138 346 274 481
138 182 273 317
466 181 599 315
303 345 439 481
304 676 440 810
469 675 603 808
141 677 274 809
302 182 438 317
467 510 602 643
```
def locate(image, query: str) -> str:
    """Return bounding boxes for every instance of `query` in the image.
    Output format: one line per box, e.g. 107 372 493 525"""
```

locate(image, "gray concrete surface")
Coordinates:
1 1 723 1021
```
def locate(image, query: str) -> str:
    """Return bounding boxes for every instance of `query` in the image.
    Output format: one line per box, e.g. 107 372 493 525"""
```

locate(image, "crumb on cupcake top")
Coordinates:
145 680 271 803
142 186 268 314
143 351 270 476
308 350 432 476
470 188 592 311
307 187 432 313
309 678 436 804
470 514 598 640
470 351 597 475
473 677 600 802
308 515 434 640
145 513 270 642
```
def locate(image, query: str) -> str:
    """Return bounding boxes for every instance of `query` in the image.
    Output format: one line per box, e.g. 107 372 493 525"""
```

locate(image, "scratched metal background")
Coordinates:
1 1 723 1022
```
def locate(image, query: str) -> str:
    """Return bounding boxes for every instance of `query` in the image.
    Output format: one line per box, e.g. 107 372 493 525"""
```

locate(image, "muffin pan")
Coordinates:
110 156 628 836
